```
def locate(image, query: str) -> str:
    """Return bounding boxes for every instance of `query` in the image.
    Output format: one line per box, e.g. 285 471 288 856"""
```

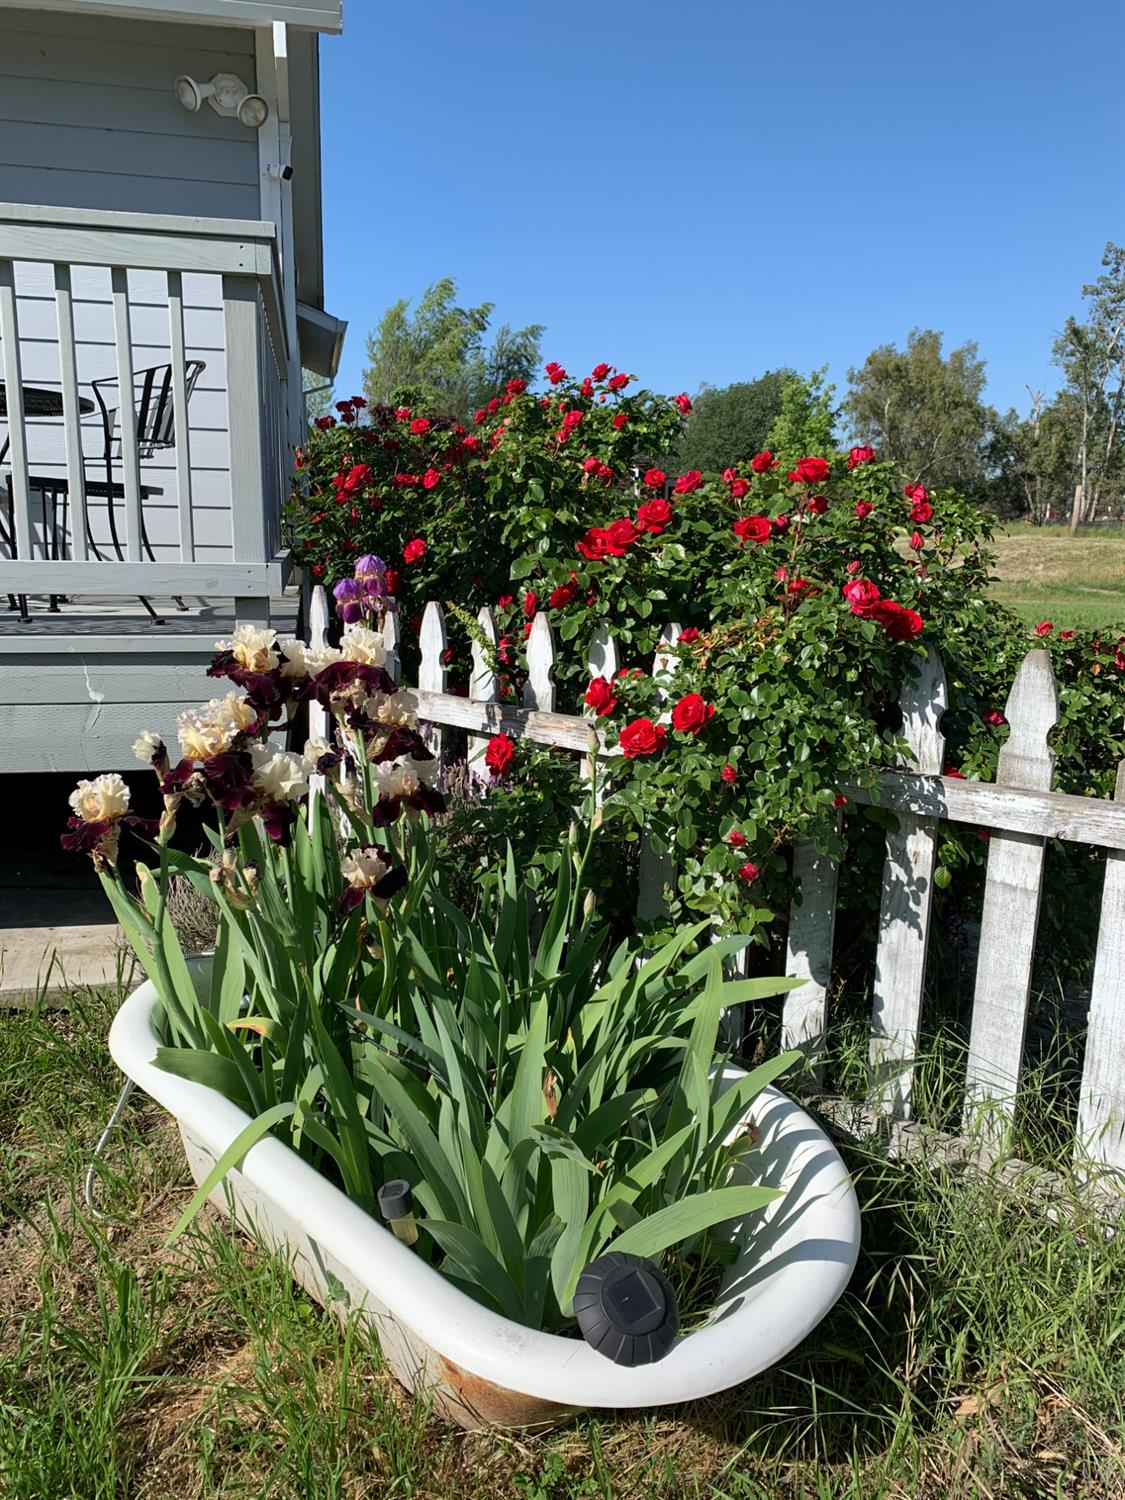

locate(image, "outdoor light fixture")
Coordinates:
173 72 270 129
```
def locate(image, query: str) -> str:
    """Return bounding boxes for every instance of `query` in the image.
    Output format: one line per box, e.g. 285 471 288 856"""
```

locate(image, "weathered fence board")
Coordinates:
468 606 499 781
964 650 1060 1150
783 837 840 1082
417 601 448 763
1076 761 1125 1172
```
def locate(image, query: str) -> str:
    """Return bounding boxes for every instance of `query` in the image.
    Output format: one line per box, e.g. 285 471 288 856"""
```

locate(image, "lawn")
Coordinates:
3 983 1123 1500
987 525 1125 633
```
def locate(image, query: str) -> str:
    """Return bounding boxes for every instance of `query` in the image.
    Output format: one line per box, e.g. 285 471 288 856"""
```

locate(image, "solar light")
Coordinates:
574 1251 679 1366
377 1180 418 1246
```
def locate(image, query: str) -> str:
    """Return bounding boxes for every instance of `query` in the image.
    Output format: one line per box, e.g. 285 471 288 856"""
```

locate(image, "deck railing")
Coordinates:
308 587 1125 1191
0 203 293 619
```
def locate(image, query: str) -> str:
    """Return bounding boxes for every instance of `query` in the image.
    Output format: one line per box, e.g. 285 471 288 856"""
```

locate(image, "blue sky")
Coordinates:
319 0 1124 429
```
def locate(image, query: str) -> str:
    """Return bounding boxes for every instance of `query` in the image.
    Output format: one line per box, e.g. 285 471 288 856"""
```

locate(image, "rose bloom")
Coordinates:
984 710 1006 726
619 717 667 758
674 392 692 414
410 417 430 435
842 578 882 617
605 518 639 554
733 515 772 547
911 499 933 524
635 498 672 534
910 530 925 551
847 445 876 470
484 732 516 776
728 828 747 847
904 482 928 505
671 693 715 734
422 468 440 490
314 415 335 430
871 601 924 640
612 412 629 431
1034 620 1053 637
854 500 874 520
548 581 578 609
729 478 750 499
673 470 703 495
69 773 130 823
403 538 426 564
576 528 608 561
804 494 829 515
1059 629 1076 640
788 456 830 484
591 362 611 381
506 377 527 395
585 676 617 716
679 627 701 644
720 763 737 784
772 513 790 534
607 373 629 392
524 590 537 618
643 468 666 489
737 860 761 885
749 450 778 473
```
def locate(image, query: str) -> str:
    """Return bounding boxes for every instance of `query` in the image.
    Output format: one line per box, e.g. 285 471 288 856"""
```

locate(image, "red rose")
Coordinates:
484 733 516 776
832 794 849 808
441 647 455 665
545 361 567 385
737 860 760 885
562 409 583 431
474 408 487 425
911 499 933 524
612 412 629 430
750 450 778 473
984 710 1006 726
403 538 426 564
582 456 601 474
605 518 638 554
462 435 481 453
847 445 876 470
312 564 325 577
644 468 667 489
728 829 747 846
607 373 629 392
804 494 828 515
904 482 928 504
1034 620 1053 637
506 378 527 395
314 415 336 430
944 766 965 779
619 718 666 758
548 581 578 609
772 513 790 534
422 468 440 490
410 417 431 435
721 763 737 784
497 594 514 609
729 478 750 499
910 530 925 551
585 676 617 716
671 693 715 734
384 567 400 593
576 527 609 561
591 362 611 381
673 470 703 495
395 406 412 420
733 515 772 547
674 392 693 414
788 456 831 484
871 601 924 640
579 378 594 398
524 591 537 619
842 578 882 617
854 501 874 520
1059 629 1076 640
679 627 700 644
635 498 672 534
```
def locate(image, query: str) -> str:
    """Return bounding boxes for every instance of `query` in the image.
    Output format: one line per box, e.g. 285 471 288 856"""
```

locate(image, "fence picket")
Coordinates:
382 608 401 686
963 648 1059 1150
418 601 448 763
469 606 499 779
1076 761 1125 1172
784 838 840 1081
584 625 619 805
305 584 330 822
524 612 556 712
870 648 948 1120
637 623 681 922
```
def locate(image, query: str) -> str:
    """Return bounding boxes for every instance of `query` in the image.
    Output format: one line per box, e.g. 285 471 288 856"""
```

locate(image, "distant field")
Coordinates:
987 524 1125 632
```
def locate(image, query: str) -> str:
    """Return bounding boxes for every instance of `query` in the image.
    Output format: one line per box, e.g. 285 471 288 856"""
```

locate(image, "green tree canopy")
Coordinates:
363 277 545 421
765 367 840 471
676 371 792 472
845 329 994 494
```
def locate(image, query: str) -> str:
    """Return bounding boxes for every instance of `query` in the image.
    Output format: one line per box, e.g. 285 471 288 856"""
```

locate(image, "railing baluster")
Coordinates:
110 266 143 563
166 270 194 563
1075 760 1125 1173
223 271 270 624
53 264 87 562
418 601 448 764
0 258 33 561
469 606 499 780
869 647 948 1121
963 648 1059 1150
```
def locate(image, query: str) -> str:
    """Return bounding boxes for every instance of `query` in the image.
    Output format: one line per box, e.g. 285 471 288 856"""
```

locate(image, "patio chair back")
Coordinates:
91 360 206 460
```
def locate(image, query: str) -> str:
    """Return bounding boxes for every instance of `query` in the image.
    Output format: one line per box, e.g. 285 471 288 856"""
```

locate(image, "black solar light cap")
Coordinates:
573 1251 679 1366
377 1179 413 1220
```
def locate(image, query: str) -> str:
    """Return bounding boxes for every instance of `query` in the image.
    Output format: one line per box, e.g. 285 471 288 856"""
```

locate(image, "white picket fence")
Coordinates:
308 587 1125 1182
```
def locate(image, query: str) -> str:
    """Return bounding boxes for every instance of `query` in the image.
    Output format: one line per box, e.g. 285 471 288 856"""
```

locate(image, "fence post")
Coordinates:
963 648 1059 1150
784 835 841 1083
418 601 448 764
469 606 499 779
636 623 680 922
869 647 948 1120
1075 760 1125 1173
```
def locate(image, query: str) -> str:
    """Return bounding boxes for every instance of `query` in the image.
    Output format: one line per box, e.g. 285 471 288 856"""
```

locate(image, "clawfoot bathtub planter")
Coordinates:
109 969 861 1432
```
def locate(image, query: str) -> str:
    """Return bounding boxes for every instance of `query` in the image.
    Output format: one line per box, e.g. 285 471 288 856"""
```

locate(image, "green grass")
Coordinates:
2 983 1124 1499
987 525 1125 633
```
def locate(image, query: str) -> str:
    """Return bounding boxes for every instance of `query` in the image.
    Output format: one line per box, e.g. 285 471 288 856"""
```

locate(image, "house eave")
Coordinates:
0 0 343 34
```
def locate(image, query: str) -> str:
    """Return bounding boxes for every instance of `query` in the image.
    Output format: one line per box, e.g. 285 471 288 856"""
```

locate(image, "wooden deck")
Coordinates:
0 590 299 774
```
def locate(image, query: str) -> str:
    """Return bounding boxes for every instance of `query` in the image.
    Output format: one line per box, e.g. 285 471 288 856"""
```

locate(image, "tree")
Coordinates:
1053 243 1125 530
987 394 1076 522
765 366 839 470
845 329 993 493
676 371 792 472
363 278 544 421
